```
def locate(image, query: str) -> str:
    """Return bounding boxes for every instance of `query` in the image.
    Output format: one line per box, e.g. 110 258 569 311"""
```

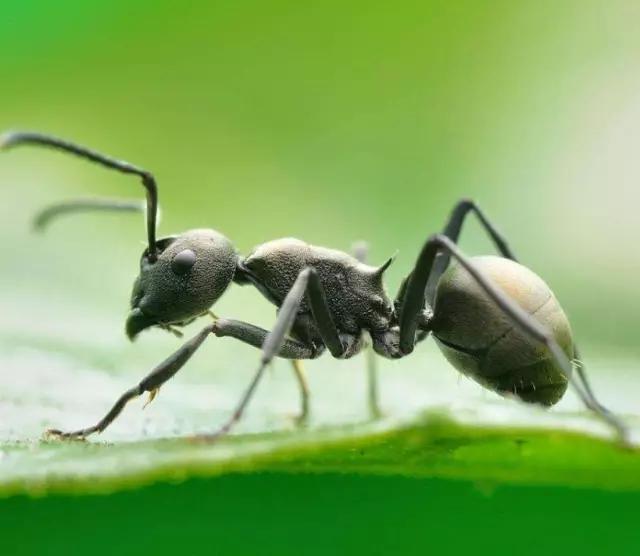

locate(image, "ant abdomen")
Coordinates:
431 256 574 406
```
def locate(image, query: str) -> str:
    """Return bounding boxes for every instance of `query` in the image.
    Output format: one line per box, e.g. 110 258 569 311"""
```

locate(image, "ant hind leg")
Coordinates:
426 199 517 304
398 233 629 444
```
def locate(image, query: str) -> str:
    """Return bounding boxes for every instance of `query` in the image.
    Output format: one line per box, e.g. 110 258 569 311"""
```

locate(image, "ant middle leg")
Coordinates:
196 266 352 441
352 240 382 419
214 313 365 428
212 318 318 424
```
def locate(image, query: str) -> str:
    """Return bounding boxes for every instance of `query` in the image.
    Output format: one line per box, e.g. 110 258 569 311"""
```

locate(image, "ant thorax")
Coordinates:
240 238 395 335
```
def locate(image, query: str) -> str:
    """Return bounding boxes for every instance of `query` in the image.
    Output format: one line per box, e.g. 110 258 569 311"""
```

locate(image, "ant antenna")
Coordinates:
1 131 159 261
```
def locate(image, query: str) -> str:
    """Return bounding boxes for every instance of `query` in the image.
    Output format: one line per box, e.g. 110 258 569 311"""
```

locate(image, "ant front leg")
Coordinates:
398 234 629 444
46 325 216 440
196 266 351 442
46 317 322 441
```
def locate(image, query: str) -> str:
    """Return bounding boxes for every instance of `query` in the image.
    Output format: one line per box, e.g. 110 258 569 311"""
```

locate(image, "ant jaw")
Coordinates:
125 308 157 340
126 308 198 341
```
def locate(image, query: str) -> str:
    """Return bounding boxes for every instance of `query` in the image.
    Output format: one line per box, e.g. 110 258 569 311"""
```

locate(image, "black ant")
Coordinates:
1 131 628 444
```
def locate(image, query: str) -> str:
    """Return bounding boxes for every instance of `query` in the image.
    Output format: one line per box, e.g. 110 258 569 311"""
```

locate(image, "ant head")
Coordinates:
126 229 237 339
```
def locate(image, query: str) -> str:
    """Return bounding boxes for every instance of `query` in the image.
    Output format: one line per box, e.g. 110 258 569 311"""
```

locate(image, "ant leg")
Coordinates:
46 316 320 439
365 343 381 419
431 202 613 418
442 199 516 257
46 325 216 440
33 197 146 231
197 267 348 441
396 199 513 329
213 319 319 425
399 234 629 444
1 131 159 260
213 319 317 357
430 201 611 418
351 241 370 264
352 241 382 419
572 347 609 413
291 360 310 425
426 199 517 303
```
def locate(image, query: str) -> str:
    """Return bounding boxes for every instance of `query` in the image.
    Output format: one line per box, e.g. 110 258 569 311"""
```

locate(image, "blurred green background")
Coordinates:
1 1 640 554
2 0 640 351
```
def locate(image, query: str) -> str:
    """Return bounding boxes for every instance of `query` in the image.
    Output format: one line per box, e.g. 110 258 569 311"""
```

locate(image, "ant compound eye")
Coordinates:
171 249 197 275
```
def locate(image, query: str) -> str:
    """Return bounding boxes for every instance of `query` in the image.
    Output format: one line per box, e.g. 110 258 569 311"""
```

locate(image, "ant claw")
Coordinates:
43 428 87 442
143 388 160 409
288 409 310 428
294 414 309 428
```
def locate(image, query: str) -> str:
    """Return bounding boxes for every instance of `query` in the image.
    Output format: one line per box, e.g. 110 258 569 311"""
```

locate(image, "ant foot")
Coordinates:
293 410 310 428
44 428 90 442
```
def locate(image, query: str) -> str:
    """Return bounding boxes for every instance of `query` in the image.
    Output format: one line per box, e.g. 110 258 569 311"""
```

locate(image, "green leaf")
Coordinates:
2 396 640 498
2 196 639 499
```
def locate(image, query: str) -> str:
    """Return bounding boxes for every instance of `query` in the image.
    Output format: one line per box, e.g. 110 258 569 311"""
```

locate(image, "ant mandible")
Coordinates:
1 131 628 444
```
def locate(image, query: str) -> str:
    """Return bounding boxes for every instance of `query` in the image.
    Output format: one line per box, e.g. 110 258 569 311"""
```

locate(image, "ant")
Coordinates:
1 131 628 444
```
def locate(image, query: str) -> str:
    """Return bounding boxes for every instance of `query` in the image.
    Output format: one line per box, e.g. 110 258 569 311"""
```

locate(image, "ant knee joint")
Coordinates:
371 328 403 359
333 334 364 359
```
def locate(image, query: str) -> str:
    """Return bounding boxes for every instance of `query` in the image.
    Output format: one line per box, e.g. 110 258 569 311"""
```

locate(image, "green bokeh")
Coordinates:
2 1 640 553
2 0 640 350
